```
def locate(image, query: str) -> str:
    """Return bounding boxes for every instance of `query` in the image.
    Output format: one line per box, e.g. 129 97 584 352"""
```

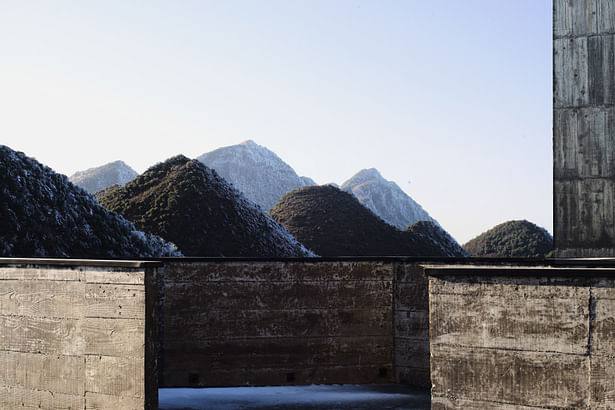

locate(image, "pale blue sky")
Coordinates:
0 0 552 244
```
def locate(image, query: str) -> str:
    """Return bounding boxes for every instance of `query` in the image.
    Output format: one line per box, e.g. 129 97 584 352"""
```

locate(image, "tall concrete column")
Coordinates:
554 0 615 257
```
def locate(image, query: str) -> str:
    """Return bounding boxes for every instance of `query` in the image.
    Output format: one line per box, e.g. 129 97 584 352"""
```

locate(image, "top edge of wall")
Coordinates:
0 257 163 268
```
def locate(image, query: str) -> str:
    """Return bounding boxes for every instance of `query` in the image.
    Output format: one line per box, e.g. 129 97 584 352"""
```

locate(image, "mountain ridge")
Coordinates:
98 155 314 257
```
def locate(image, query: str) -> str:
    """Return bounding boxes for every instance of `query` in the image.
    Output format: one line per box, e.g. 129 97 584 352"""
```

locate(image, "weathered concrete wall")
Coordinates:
394 263 430 387
0 259 159 409
428 265 615 409
161 260 402 387
554 0 615 256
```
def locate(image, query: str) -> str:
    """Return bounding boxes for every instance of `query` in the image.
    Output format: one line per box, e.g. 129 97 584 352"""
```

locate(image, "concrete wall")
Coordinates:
554 0 615 256
161 260 413 387
394 263 430 387
428 265 615 409
0 259 159 410
159 260 433 388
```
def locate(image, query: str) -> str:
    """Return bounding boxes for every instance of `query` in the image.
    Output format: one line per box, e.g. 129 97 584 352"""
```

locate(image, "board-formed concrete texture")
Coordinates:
158 259 436 388
161 260 406 387
554 0 615 256
427 264 615 409
0 258 160 409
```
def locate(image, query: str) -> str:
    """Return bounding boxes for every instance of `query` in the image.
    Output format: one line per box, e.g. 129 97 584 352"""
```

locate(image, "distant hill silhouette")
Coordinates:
0 145 179 258
269 185 467 257
98 155 314 257
70 160 137 194
463 220 553 258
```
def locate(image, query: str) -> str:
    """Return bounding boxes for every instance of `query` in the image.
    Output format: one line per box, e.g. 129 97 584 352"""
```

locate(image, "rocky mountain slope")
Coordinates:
407 220 470 257
463 220 553 258
98 155 314 257
197 140 315 211
0 145 180 258
69 160 138 194
341 168 437 229
269 185 467 257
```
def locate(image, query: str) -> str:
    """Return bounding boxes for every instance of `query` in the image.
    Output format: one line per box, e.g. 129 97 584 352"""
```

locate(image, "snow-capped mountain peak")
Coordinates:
197 140 316 211
341 168 437 230
69 160 138 194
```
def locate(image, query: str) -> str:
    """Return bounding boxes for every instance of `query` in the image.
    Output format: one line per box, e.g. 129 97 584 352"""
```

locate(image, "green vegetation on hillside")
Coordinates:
269 185 467 257
98 155 312 257
462 220 553 258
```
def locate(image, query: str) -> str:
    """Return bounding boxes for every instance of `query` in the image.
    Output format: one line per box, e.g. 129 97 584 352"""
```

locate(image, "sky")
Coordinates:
0 0 552 244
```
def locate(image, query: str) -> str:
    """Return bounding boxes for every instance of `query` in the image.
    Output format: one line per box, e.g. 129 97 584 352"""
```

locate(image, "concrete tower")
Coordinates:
554 0 615 256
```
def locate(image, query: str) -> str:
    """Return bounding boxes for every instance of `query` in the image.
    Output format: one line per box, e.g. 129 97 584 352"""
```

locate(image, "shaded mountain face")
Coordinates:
197 140 315 211
269 185 466 257
407 221 470 257
69 160 138 194
98 155 314 257
341 168 436 230
0 145 180 258
463 220 553 258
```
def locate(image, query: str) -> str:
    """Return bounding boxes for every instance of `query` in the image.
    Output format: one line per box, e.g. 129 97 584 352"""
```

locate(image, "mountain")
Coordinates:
0 145 180 258
197 140 315 211
97 155 314 257
269 185 467 257
341 168 437 230
407 221 470 257
463 220 553 258
69 160 138 194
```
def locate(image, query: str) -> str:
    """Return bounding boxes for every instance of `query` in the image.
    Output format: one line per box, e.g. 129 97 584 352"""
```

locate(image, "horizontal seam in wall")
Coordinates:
431 392 555 409
431 343 586 356
554 105 615 110
430 293 585 300
164 335 392 341
554 32 615 40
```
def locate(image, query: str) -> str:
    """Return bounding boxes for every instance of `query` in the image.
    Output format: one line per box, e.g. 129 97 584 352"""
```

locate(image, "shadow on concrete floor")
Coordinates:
159 384 430 409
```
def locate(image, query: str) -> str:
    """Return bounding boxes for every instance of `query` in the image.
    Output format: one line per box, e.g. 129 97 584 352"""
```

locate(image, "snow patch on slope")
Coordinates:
341 168 437 230
70 160 138 194
197 140 315 211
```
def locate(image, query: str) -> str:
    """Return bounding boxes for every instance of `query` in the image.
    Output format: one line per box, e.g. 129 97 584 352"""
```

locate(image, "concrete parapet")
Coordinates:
0 258 160 410
427 264 615 409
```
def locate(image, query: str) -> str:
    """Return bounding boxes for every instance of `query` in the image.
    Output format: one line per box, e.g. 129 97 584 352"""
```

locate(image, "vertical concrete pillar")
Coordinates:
554 0 615 256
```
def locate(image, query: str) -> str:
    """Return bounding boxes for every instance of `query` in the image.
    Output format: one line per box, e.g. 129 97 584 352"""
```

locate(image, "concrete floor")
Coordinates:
159 384 430 409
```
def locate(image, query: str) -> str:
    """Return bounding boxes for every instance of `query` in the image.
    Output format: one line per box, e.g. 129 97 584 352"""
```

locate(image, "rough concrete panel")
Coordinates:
165 280 392 311
0 280 85 319
554 107 615 179
592 296 615 356
591 356 615 408
164 365 392 388
394 367 429 388
394 310 429 339
162 261 395 387
553 37 588 107
394 338 429 369
431 395 551 410
86 355 144 398
0 385 84 409
0 315 84 355
165 261 394 282
430 291 589 355
83 318 145 358
0 351 84 395
85 392 145 410
163 336 392 372
0 262 157 410
0 266 85 282
554 0 592 38
430 345 589 409
554 178 615 251
85 283 145 319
